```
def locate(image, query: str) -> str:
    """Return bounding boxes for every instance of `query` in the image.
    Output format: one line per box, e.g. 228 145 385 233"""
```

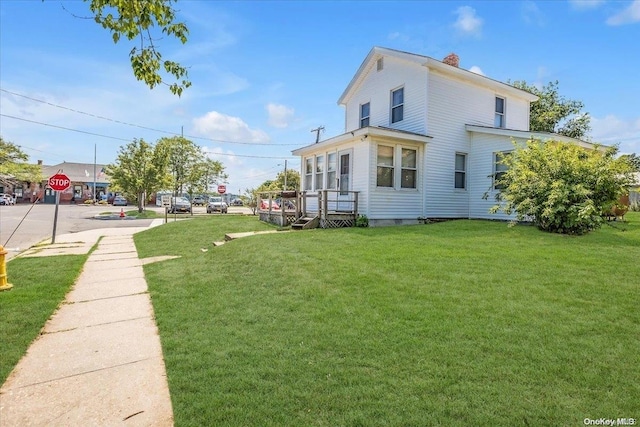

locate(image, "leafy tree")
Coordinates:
490 139 634 235
156 136 226 203
183 156 227 213
84 0 191 95
274 169 301 191
0 136 42 186
106 138 170 212
619 153 640 172
511 80 591 140
244 187 258 214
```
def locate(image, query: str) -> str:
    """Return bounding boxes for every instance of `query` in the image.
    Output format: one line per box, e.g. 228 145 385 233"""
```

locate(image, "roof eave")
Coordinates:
292 126 431 156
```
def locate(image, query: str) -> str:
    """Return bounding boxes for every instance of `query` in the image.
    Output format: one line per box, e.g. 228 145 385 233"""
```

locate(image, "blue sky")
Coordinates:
1 0 639 192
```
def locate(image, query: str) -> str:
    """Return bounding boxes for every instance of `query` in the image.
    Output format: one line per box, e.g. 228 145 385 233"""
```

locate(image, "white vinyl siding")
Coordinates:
343 55 428 134
468 133 524 220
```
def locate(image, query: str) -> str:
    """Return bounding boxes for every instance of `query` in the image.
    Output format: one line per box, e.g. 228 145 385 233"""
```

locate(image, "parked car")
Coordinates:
231 198 244 206
192 195 206 206
112 196 128 206
0 193 15 205
170 196 192 214
207 196 228 214
260 199 280 210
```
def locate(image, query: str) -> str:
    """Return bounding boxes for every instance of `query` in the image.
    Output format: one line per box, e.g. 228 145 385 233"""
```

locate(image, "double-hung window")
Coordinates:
360 102 370 128
304 158 313 191
377 145 394 187
495 96 505 128
455 153 467 189
401 148 417 188
494 151 511 190
327 153 337 189
315 155 324 190
391 87 404 123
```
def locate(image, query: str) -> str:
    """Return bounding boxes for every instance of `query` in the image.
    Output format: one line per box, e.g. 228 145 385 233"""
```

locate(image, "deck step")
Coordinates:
291 216 319 230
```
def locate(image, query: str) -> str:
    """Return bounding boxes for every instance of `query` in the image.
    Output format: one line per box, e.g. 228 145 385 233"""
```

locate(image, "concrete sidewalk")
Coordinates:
0 220 178 426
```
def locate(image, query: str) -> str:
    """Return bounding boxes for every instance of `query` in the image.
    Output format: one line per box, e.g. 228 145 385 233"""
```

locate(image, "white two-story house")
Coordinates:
291 46 593 226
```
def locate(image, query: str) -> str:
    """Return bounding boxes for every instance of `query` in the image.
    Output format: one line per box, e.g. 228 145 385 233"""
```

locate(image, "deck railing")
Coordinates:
257 190 359 227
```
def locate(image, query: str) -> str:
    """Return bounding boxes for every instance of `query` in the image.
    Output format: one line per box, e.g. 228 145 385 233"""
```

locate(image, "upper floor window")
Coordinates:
495 96 505 128
304 158 313 191
315 155 324 190
455 153 467 189
401 148 417 189
377 145 394 187
377 58 384 71
391 87 404 123
494 151 511 189
360 102 370 128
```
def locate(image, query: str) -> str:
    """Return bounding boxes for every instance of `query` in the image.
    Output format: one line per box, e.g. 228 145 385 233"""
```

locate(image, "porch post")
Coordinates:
353 191 359 217
322 190 328 220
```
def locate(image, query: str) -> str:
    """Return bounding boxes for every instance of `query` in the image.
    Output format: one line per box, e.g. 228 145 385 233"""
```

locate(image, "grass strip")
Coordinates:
138 214 639 426
0 254 88 384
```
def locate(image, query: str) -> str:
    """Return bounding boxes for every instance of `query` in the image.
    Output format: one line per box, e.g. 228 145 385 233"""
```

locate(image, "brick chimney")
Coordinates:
443 53 459 67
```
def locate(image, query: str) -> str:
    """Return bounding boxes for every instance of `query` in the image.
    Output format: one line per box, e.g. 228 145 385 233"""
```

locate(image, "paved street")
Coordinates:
0 203 155 261
0 203 253 260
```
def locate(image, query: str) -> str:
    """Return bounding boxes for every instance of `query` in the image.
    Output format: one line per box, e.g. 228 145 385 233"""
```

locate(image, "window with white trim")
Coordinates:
377 58 384 71
401 148 417 189
360 102 370 128
494 151 511 190
391 87 404 123
315 155 324 190
377 145 394 187
304 157 313 191
327 153 337 189
455 153 467 189
495 96 505 128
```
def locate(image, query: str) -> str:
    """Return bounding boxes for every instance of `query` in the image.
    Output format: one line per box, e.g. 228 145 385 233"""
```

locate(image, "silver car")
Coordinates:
206 196 228 213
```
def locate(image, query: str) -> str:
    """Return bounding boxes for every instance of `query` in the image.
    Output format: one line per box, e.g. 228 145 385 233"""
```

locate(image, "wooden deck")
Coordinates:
258 190 359 229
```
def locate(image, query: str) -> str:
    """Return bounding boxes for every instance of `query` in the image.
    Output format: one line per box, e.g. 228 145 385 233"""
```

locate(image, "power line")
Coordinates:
1 114 132 142
1 114 297 160
1 88 302 146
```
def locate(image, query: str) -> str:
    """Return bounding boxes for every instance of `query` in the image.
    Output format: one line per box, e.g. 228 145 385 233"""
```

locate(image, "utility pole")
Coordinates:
284 160 288 191
311 126 324 143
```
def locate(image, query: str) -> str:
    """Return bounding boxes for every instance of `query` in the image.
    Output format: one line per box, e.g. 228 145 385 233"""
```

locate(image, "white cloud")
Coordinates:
192 111 270 143
606 0 640 25
591 114 640 154
468 65 485 75
522 1 545 26
266 103 295 128
453 6 483 37
569 0 606 10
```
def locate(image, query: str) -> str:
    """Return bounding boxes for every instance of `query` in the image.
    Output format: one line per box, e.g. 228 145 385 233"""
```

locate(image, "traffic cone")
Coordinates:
119 208 125 218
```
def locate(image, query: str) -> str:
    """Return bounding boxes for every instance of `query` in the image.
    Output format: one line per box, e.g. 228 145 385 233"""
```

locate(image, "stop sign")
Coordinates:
48 173 71 191
217 185 226 194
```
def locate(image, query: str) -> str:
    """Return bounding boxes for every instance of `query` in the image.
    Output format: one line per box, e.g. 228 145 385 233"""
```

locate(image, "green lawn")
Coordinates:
134 213 640 426
0 254 88 384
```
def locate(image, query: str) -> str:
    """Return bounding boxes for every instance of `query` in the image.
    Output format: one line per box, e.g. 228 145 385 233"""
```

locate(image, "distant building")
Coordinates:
39 162 111 204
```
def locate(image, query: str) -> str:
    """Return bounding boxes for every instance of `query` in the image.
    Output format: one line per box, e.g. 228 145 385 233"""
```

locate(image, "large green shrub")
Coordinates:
490 139 634 235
